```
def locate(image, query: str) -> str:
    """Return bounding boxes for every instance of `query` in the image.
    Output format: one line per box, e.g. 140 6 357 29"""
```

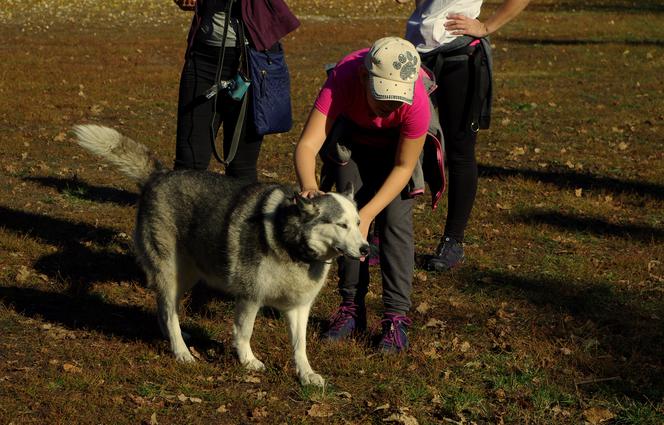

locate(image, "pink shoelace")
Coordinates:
380 313 412 349
328 303 358 331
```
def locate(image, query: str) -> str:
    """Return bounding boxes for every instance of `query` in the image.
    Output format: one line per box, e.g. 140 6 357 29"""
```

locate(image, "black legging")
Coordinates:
424 53 479 242
175 42 263 181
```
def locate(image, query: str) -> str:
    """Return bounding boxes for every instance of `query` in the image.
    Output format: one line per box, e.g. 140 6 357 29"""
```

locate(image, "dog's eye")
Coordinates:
336 223 348 229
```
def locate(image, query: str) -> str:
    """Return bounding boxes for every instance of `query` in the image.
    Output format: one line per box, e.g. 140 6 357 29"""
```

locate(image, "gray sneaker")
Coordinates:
426 236 464 272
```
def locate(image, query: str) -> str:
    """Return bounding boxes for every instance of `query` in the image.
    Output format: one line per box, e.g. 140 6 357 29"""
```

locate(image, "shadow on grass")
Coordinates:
478 164 664 200
0 286 222 356
500 36 664 47
458 267 664 399
0 286 160 342
514 209 663 243
519 0 664 13
25 176 137 206
0 206 141 292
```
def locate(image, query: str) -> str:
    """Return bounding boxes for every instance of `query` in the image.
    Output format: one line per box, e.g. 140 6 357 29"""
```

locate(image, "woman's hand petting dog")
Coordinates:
299 189 324 199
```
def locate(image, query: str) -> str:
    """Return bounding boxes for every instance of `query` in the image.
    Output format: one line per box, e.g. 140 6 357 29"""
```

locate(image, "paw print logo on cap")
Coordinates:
392 51 418 81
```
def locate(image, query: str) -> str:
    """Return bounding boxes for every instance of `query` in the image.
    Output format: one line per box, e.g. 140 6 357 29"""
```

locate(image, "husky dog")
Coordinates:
72 125 369 386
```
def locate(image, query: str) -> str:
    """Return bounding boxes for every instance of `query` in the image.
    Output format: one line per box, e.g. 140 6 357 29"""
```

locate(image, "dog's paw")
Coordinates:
299 372 325 387
242 358 266 371
174 350 196 363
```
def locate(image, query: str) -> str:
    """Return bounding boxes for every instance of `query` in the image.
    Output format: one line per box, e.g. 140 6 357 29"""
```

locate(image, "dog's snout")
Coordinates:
359 243 370 257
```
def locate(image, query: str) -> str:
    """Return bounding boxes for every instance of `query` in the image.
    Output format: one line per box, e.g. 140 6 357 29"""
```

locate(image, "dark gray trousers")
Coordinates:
333 143 414 315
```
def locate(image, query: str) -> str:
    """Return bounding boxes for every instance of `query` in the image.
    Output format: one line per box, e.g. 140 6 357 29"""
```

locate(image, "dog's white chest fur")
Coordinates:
255 255 331 309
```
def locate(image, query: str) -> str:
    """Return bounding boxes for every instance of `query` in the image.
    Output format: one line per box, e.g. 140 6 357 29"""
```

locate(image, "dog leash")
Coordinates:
206 0 247 167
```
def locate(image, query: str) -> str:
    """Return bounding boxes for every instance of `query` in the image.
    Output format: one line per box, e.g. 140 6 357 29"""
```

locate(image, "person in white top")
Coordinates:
396 0 530 271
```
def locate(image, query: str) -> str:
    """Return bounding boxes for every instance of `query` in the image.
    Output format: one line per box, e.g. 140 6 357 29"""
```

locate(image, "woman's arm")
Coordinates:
445 0 530 37
294 108 331 197
357 134 425 238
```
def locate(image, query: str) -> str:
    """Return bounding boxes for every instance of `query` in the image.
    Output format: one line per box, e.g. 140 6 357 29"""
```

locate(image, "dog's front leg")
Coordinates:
233 299 265 371
285 302 325 387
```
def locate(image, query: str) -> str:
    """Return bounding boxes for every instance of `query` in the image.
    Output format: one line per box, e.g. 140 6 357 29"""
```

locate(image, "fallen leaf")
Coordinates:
383 408 419 425
374 403 391 411
250 406 268 419
15 266 31 283
415 302 430 314
62 363 82 373
89 104 104 115
149 412 158 425
423 345 440 359
130 394 148 406
216 405 228 413
511 147 526 156
583 407 615 424
307 403 334 418
243 375 261 384
575 188 583 198
189 346 203 360
423 318 445 329
260 170 279 179
53 132 67 142
336 391 352 399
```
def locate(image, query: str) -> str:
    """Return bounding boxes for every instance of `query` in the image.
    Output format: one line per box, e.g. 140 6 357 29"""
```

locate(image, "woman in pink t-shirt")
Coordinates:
294 37 430 352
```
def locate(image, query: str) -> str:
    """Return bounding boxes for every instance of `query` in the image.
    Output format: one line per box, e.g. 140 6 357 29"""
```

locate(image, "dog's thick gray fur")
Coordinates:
72 124 369 386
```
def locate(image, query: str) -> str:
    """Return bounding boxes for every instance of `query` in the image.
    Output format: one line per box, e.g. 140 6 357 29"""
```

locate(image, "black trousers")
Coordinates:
423 52 479 242
334 143 414 315
175 43 263 181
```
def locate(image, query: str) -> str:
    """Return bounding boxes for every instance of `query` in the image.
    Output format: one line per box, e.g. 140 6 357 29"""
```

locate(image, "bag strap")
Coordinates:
211 90 248 166
468 43 484 133
210 9 248 167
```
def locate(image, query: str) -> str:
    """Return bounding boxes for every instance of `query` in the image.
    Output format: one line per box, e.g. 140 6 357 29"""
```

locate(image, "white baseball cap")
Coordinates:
364 37 420 105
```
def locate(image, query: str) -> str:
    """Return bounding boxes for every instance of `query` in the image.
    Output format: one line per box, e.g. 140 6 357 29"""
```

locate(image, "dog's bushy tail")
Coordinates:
72 124 165 186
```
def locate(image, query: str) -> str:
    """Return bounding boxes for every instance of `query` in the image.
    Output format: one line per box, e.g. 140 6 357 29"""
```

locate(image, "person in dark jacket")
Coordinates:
174 0 297 180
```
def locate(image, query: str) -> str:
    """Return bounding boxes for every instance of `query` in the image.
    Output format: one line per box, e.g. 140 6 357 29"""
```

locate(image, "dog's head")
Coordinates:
293 186 369 261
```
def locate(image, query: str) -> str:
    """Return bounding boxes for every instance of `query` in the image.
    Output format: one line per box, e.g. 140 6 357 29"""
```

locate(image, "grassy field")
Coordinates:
1 0 663 423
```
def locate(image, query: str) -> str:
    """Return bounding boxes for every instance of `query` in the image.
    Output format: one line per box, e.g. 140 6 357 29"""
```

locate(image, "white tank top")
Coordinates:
405 0 483 52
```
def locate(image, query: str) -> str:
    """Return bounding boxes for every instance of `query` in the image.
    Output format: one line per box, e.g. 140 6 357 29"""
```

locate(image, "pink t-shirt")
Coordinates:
314 49 430 146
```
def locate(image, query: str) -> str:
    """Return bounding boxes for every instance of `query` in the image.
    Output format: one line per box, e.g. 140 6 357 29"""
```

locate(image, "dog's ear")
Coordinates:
340 182 354 200
294 193 320 218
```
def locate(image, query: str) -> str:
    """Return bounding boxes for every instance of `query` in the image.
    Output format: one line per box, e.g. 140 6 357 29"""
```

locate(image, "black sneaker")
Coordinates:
321 301 366 341
426 236 465 272
377 313 412 353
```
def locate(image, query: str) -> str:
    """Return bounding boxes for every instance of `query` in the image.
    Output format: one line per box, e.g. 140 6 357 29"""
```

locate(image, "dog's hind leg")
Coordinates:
285 302 325 387
233 299 265 371
154 266 195 363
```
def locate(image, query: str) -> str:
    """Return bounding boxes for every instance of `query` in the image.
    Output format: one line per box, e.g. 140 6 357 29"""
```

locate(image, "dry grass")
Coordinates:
1 0 663 424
